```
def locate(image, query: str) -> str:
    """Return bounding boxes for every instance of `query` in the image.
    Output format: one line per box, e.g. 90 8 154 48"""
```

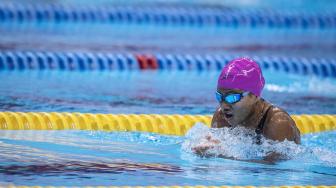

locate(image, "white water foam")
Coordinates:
182 123 336 167
265 76 336 96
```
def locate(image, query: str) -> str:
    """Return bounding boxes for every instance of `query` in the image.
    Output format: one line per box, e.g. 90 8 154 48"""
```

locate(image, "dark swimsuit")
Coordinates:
255 105 273 145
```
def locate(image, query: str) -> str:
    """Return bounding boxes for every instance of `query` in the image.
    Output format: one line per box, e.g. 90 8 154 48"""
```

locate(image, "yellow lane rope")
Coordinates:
0 112 335 135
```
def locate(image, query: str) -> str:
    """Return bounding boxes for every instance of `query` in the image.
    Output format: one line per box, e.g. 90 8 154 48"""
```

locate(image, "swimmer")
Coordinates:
192 57 301 163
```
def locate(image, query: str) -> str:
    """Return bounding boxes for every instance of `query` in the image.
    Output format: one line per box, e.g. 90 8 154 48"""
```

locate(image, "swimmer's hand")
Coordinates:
191 135 220 157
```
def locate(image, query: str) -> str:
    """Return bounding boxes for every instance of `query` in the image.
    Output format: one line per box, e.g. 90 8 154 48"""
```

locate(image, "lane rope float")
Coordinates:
0 112 335 135
1 51 335 78
0 3 335 29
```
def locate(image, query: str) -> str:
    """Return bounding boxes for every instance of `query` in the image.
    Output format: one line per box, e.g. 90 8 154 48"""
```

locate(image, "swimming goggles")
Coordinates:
215 91 249 104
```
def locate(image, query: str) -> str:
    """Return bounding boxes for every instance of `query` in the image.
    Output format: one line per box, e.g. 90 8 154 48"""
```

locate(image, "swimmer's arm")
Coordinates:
262 112 301 163
195 150 278 165
263 111 301 144
223 156 277 165
205 109 278 164
192 108 227 156
192 135 221 157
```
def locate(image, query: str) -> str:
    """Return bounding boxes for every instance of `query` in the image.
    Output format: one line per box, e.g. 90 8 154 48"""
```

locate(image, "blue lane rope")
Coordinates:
0 3 335 29
0 51 335 78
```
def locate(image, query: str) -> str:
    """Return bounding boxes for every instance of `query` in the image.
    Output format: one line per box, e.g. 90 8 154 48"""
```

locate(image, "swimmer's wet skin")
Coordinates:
192 57 301 164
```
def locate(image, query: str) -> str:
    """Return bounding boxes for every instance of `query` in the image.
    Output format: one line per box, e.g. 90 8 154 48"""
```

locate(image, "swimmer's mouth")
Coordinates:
224 113 233 119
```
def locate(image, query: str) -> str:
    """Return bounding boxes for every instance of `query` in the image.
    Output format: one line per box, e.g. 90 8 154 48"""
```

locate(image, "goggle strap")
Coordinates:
242 92 249 97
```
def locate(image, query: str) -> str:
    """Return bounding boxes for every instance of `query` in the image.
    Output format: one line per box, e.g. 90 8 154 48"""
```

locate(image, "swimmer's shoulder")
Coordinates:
211 107 230 128
263 102 301 144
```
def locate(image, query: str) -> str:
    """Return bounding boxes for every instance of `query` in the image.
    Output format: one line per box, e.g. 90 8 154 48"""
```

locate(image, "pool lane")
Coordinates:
0 71 335 114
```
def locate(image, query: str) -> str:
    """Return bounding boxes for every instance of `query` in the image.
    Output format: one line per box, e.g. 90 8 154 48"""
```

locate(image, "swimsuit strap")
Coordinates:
255 105 273 144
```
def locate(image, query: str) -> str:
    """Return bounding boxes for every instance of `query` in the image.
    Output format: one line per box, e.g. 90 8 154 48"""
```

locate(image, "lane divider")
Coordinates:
0 3 335 29
0 112 335 135
1 51 335 78
136 54 158 70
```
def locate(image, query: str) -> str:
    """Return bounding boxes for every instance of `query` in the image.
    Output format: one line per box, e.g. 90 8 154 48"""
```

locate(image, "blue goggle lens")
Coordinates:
215 91 245 104
225 94 241 104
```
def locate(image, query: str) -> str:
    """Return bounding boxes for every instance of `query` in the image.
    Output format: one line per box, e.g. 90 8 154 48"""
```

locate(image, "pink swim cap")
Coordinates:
217 57 265 97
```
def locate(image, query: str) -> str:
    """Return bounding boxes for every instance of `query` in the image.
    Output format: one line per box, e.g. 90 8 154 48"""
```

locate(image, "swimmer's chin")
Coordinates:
225 118 247 128
225 118 237 127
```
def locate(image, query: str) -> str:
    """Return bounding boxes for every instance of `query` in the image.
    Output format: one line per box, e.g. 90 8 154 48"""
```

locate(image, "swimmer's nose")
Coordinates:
220 102 231 112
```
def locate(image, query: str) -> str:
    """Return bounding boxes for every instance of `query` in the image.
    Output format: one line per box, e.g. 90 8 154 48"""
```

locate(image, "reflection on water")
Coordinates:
1 161 183 176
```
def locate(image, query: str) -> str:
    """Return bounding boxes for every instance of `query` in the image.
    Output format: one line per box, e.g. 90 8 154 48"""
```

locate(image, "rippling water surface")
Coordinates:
0 70 336 114
0 128 335 186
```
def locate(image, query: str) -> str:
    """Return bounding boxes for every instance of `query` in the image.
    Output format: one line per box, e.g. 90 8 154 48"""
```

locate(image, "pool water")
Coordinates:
0 70 336 186
0 128 335 186
0 70 336 114
1 0 336 186
1 23 336 58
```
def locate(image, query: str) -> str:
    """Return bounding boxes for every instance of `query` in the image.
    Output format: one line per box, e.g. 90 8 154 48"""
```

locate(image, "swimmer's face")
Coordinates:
217 88 258 126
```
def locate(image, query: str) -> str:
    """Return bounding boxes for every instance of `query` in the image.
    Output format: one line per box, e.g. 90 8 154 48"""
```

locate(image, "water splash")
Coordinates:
265 74 336 97
182 123 336 167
